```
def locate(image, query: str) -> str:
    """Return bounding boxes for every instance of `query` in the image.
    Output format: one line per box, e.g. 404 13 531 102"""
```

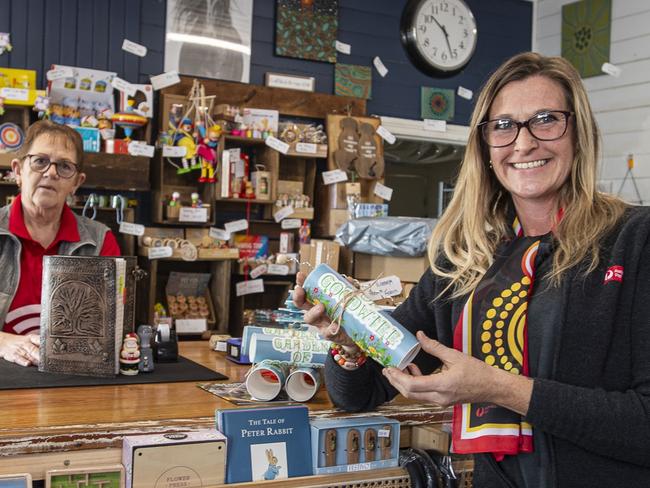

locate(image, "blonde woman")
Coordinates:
295 52 650 486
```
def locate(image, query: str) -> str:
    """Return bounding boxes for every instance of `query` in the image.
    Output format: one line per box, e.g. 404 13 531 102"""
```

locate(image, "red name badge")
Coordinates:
604 265 624 284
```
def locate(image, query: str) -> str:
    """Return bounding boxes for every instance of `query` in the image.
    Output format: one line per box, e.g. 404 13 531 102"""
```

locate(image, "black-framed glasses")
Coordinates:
25 154 79 179
478 110 574 148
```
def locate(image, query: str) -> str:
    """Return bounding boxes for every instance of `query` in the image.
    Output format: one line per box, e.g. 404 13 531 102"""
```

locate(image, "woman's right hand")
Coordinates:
293 272 361 355
0 331 40 367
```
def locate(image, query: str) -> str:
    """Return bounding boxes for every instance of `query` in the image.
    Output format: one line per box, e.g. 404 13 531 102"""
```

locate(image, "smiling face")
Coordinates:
488 75 574 209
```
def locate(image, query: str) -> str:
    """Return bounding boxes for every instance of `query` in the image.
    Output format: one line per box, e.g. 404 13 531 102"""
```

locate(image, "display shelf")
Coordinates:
0 180 16 186
214 196 274 204
138 245 239 261
286 143 328 159
82 152 150 191
288 207 314 220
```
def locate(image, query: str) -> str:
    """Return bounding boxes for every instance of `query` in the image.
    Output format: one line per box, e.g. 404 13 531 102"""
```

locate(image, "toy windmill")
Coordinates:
616 154 643 204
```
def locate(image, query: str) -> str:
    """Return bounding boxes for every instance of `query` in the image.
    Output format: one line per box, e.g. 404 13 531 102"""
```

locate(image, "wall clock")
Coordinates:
400 0 478 77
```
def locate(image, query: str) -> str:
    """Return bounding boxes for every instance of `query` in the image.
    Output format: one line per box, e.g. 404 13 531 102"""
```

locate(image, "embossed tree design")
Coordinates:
50 281 104 337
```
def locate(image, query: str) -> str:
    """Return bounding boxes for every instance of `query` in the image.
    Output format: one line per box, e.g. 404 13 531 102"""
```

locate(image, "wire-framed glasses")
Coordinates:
25 154 79 179
478 110 573 148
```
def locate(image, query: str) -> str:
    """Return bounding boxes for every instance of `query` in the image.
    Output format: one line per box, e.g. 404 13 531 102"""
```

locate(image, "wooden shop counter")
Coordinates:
0 341 452 486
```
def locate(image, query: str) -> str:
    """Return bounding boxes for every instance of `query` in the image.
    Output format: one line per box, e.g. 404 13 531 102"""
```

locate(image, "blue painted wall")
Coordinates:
0 0 532 125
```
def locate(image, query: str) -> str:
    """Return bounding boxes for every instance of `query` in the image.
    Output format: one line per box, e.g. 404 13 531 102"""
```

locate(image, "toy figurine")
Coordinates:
197 124 221 183
191 192 200 207
111 99 147 141
174 118 198 174
169 191 181 207
137 325 155 373
119 333 141 376
32 95 50 120
244 177 255 199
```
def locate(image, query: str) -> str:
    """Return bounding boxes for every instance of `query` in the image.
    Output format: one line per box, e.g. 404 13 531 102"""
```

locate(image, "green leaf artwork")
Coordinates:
421 87 455 121
561 0 611 78
335 64 372 99
275 0 338 63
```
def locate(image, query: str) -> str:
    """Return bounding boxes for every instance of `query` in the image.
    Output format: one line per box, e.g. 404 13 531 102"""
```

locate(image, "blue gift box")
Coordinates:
73 127 100 152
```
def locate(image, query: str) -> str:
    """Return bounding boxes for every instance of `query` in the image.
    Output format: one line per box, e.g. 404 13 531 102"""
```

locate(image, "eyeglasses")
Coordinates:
25 154 79 179
478 110 573 148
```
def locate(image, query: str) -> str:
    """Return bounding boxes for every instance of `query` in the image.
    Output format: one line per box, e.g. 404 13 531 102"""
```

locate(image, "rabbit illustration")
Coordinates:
263 448 281 480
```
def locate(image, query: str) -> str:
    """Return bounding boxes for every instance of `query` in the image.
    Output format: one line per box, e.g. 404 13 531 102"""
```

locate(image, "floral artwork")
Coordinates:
275 0 338 63
561 0 611 78
421 87 455 121
335 64 372 99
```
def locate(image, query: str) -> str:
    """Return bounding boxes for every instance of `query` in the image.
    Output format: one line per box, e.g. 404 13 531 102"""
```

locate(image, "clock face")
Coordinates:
401 0 478 76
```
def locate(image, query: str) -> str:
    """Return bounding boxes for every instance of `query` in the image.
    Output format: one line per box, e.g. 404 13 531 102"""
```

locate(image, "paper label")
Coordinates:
424 119 447 132
122 39 147 57
111 76 136 97
150 70 181 90
281 218 301 230
128 141 155 157
175 318 207 333
378 429 390 438
362 276 403 300
457 86 473 100
236 279 265 296
335 40 351 54
295 142 317 154
322 169 348 185
0 88 29 101
119 221 145 236
162 145 186 157
250 264 267 279
148 246 173 259
373 182 393 201
274 205 295 223
46 66 74 81
376 125 396 144
601 62 622 77
267 264 289 275
209 227 231 241
373 56 388 77
179 207 208 223
265 135 290 154
100 128 115 140
225 219 249 233
215 341 228 352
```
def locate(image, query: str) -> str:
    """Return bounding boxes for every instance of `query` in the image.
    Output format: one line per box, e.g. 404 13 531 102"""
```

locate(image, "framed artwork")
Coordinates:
561 0 611 78
335 64 372 99
164 0 253 83
45 465 124 488
0 473 32 488
275 0 338 63
421 87 455 121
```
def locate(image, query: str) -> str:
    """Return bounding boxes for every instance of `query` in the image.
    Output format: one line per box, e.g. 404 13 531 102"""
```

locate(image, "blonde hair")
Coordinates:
429 52 627 298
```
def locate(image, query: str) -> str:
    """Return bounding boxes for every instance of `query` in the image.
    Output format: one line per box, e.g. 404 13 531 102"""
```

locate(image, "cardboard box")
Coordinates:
299 239 340 275
354 253 430 283
122 429 226 488
410 425 450 454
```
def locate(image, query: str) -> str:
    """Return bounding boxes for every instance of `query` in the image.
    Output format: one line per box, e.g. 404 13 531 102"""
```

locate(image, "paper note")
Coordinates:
378 429 390 438
281 218 301 230
373 56 388 77
162 145 186 157
274 205 295 223
250 264 267 279
376 125 396 144
267 264 290 275
46 66 74 81
265 135 290 154
362 275 402 300
119 222 145 236
122 39 147 57
295 142 317 154
179 207 208 223
150 70 181 90
0 88 29 101
424 119 447 132
601 62 622 77
128 142 155 157
457 86 473 100
225 219 249 233
373 182 393 201
322 169 348 185
335 40 351 55
236 279 265 296
148 246 173 259
111 76 137 97
209 227 231 241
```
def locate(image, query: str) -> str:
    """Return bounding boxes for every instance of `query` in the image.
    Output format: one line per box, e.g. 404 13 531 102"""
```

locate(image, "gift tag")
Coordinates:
457 86 473 100
274 205 295 223
148 246 173 259
111 76 137 97
179 207 208 223
250 264 267 279
363 275 402 300
122 39 147 57
601 62 622 77
150 70 180 90
236 279 265 296
373 56 388 77
162 145 186 157
424 119 447 132
0 88 29 101
281 218 301 230
335 40 351 55
267 264 290 275
128 141 155 157
373 182 393 201
295 142 317 154
46 66 74 81
322 169 348 185
376 125 396 145
265 135 290 154
209 227 231 241
225 218 249 233
119 221 145 236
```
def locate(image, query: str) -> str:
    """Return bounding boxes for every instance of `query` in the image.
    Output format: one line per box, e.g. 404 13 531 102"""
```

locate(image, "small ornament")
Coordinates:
0 33 12 55
119 333 140 376
137 325 155 373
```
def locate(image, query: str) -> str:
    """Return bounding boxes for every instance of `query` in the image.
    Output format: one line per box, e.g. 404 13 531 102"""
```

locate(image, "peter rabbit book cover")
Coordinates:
216 404 312 483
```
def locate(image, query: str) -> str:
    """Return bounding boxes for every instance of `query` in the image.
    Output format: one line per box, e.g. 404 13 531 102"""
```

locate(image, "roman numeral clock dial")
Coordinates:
400 0 478 77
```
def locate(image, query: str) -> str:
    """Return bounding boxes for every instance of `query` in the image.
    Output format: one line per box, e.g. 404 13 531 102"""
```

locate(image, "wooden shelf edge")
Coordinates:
138 246 239 261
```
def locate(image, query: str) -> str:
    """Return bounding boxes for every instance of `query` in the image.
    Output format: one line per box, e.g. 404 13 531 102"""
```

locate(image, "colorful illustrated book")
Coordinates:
216 404 312 483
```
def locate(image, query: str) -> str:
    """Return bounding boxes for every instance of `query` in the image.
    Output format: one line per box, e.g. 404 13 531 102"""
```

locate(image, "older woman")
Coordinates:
0 121 120 367
295 53 650 486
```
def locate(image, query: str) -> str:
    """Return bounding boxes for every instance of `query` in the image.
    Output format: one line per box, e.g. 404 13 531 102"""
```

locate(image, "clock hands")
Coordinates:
431 15 454 58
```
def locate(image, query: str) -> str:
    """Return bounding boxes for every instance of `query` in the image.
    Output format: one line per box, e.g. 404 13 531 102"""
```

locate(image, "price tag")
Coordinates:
235 158 245 178
457 86 473 100
373 182 393 201
376 125 396 144
373 56 388 77
162 145 186 157
150 70 181 90
119 221 145 236
274 205 295 223
99 128 115 140
209 227 231 241
179 207 208 223
225 219 249 233
424 119 447 132
267 264 289 275
0 88 29 101
362 276 402 300
265 135 290 154
148 246 173 259
281 218 301 230
250 264 267 279
46 66 74 81
322 169 348 185
601 62 622 77
111 76 136 97
378 429 390 438
295 142 317 154
335 40 351 55
236 279 265 296
128 141 155 157
122 39 147 57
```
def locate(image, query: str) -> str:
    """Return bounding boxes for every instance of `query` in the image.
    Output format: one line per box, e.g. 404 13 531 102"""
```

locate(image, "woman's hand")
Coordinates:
382 331 533 415
0 332 40 367
293 272 360 355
